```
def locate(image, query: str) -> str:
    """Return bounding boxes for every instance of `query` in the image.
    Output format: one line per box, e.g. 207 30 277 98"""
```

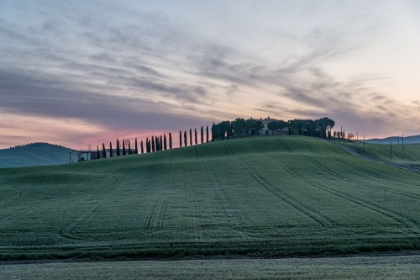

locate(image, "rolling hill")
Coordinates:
1 136 420 260
0 142 77 168
367 134 420 144
340 141 420 169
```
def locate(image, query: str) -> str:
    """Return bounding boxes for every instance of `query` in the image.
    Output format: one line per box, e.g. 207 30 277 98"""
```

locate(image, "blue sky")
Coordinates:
1 0 419 148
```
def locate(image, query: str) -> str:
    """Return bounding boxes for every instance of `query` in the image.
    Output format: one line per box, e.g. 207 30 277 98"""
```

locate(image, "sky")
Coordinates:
1 0 419 149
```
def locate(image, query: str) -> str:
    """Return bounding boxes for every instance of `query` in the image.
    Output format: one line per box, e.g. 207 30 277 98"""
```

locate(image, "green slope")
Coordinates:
0 136 420 260
341 141 420 168
0 143 77 168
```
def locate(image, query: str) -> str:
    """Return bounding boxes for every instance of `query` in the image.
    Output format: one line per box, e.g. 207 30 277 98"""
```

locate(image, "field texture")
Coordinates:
0 136 420 260
341 141 420 168
1 255 420 279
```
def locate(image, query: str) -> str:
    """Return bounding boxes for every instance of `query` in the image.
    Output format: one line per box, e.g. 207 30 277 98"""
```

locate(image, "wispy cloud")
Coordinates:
0 0 419 148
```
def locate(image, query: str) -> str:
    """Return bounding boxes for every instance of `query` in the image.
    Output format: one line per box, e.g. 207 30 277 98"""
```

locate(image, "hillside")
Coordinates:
367 134 420 144
341 141 420 169
0 142 77 168
1 136 420 260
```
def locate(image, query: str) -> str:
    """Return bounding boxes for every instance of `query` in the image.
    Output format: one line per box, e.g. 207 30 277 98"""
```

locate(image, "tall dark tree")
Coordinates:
122 139 126 156
206 126 209 143
146 138 150 153
164 134 167 150
195 128 198 145
169 133 172 149
135 138 138 154
128 140 131 155
96 146 100 159
179 131 182 148
152 136 155 152
102 143 106 158
189 129 192 146
140 140 144 154
116 139 121 156
184 130 187 147
211 123 215 142
160 136 163 151
201 126 204 144
109 142 113 157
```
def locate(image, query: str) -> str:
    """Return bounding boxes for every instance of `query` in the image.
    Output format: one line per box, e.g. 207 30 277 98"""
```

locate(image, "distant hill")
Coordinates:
0 142 77 168
367 134 420 144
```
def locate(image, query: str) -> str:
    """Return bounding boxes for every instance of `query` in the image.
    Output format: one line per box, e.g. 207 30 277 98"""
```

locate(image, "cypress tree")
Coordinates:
128 140 131 155
122 139 126 156
146 138 150 153
184 130 187 147
152 136 155 152
189 129 192 146
169 133 172 149
135 138 138 154
164 134 167 150
109 142 113 157
195 128 198 145
140 140 144 154
206 126 209 143
179 131 182 147
155 136 159 151
160 136 163 151
96 146 100 159
116 139 120 156
102 143 106 158
201 126 204 144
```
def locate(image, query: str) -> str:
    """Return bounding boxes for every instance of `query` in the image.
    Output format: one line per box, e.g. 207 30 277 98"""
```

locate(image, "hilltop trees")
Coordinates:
102 143 106 158
211 117 335 140
109 142 113 157
195 128 198 145
146 138 151 153
116 139 120 156
267 120 288 131
284 118 335 138
184 130 187 147
169 133 172 149
189 129 192 146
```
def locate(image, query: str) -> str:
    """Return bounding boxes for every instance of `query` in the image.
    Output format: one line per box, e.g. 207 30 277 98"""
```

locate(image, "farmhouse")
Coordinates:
259 117 289 135
69 149 136 163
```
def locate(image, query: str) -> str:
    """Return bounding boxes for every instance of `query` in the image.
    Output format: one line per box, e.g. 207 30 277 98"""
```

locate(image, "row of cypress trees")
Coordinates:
94 126 210 159
178 126 209 147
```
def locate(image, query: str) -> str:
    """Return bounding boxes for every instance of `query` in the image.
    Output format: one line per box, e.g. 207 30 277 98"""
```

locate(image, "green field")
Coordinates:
341 141 420 168
1 255 420 279
1 136 420 260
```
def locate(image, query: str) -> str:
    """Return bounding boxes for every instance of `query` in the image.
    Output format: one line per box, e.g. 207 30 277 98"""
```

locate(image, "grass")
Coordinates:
1 136 420 260
1 255 420 279
340 141 420 167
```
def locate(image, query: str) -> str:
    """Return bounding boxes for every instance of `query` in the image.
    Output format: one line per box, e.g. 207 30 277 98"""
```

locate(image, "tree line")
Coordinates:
211 117 336 140
92 126 210 160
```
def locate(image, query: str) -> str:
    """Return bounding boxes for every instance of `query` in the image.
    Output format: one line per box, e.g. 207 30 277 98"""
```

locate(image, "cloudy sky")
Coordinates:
1 0 419 149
